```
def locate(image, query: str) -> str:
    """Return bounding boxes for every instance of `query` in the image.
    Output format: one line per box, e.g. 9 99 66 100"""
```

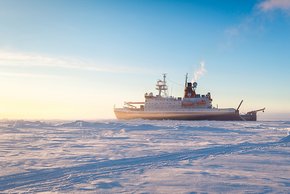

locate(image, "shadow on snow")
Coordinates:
0 135 289 192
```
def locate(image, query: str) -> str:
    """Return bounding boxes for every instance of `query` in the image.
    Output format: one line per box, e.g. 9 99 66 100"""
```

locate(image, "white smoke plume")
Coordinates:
192 61 206 82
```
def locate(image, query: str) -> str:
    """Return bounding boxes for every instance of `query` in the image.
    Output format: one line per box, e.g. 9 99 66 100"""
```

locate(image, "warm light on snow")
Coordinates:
0 120 289 193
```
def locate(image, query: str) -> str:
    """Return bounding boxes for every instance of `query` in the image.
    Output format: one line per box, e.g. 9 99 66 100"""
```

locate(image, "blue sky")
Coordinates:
0 0 289 120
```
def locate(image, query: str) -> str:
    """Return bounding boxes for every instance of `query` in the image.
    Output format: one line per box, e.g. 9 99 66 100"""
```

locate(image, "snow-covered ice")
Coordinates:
0 120 290 193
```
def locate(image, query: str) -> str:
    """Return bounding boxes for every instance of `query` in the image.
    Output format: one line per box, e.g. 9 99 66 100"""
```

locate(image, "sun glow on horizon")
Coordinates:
0 0 289 121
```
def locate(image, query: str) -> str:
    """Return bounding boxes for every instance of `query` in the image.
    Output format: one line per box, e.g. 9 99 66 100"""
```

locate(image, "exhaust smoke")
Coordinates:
192 61 206 82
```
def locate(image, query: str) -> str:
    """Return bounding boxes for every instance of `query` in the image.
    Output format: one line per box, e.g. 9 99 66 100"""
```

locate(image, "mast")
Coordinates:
156 73 168 97
185 73 188 87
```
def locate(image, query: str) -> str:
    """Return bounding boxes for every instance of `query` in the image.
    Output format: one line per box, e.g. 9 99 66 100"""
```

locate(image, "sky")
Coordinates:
0 0 289 120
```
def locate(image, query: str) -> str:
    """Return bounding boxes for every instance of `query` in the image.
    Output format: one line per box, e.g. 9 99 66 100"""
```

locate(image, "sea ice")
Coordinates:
0 120 289 193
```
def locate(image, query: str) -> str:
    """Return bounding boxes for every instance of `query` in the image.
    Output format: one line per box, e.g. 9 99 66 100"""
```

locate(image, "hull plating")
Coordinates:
114 109 256 121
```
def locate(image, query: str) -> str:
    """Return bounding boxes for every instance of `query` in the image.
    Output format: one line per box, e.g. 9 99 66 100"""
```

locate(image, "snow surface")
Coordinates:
0 120 290 193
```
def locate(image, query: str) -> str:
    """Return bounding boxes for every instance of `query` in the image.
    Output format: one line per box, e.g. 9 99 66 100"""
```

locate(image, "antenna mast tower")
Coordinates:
156 73 168 96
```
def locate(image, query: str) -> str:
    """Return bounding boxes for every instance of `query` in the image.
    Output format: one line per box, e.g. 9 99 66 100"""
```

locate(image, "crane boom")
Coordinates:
247 108 265 114
237 100 243 111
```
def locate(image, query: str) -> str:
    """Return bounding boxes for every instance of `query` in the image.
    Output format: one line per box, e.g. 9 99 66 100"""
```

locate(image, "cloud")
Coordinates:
258 0 290 12
0 72 61 79
0 50 147 74
222 16 258 50
222 0 290 51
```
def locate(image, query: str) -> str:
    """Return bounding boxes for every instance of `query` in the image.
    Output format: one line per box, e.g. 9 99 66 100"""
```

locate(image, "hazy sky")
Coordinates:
0 0 289 120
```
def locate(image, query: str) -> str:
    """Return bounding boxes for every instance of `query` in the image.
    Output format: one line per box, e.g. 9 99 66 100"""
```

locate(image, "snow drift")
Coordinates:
0 120 289 193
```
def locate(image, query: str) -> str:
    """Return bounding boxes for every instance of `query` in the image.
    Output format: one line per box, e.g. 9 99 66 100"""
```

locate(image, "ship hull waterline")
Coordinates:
114 109 256 121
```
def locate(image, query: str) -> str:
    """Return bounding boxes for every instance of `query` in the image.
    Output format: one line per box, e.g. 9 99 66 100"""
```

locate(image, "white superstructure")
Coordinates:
114 74 264 121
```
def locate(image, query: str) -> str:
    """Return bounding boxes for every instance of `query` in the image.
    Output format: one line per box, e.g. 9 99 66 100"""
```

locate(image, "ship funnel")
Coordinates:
184 82 196 98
